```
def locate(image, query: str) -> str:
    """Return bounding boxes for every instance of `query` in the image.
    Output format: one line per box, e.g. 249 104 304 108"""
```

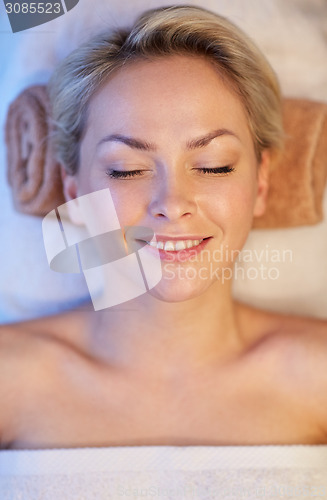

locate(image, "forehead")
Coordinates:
84 55 252 146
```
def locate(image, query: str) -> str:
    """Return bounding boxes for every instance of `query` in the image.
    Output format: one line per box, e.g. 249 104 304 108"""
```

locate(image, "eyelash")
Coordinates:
197 166 235 175
106 166 235 179
106 169 144 179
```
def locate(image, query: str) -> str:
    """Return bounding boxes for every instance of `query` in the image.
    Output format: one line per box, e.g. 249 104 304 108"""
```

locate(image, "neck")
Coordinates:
84 280 246 381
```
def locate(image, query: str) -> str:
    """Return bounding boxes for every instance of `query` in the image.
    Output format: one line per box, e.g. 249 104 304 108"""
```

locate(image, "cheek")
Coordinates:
104 184 149 227
209 176 256 215
207 178 257 244
231 181 257 217
73 173 148 231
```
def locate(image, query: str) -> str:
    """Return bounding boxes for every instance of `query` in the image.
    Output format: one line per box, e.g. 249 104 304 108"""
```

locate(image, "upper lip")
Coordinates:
144 234 211 242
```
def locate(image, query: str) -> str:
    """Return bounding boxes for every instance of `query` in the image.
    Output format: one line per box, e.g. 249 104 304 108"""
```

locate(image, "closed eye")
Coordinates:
196 166 235 175
106 165 235 179
105 169 144 179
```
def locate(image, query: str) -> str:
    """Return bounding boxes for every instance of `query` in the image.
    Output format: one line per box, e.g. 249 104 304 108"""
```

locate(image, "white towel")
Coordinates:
1 445 327 500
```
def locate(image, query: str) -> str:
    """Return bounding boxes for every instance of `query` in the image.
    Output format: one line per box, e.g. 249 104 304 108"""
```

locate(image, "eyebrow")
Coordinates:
96 128 240 152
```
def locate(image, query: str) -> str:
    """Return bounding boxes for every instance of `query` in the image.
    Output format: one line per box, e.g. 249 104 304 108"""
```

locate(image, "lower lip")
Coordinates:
142 237 212 262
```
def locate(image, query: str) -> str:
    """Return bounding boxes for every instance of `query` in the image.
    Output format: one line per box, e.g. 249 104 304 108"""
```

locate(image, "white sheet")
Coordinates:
1 445 327 499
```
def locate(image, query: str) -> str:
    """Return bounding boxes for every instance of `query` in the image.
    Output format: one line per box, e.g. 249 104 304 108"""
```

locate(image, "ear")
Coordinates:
60 166 84 226
253 149 270 218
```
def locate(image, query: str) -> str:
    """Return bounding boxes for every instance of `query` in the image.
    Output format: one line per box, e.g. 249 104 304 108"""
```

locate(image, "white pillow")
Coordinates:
233 187 327 319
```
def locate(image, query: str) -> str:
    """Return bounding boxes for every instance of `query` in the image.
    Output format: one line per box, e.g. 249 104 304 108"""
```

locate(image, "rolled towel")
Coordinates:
253 98 327 228
5 86 327 227
5 85 65 216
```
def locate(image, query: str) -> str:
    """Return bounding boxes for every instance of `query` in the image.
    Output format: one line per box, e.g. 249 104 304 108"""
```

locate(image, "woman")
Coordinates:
1 5 326 450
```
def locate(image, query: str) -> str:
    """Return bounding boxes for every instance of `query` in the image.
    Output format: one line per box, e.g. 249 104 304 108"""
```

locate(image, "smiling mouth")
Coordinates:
145 237 211 252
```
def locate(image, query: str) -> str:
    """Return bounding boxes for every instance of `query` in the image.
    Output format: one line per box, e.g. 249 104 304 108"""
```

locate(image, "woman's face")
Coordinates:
64 55 269 302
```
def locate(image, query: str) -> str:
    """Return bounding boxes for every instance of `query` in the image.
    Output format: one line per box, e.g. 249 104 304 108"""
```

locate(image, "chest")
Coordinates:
7 351 323 449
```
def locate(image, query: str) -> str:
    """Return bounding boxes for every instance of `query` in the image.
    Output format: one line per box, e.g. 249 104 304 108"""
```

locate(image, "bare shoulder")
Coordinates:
0 323 47 389
0 312 87 448
0 309 90 378
0 321 60 400
0 323 45 447
261 310 327 440
246 306 327 383
267 312 327 365
271 313 327 381
235 300 327 343
236 302 327 440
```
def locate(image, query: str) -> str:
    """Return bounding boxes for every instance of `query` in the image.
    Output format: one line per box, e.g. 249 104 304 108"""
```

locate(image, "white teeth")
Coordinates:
175 240 187 251
146 238 203 251
164 241 175 251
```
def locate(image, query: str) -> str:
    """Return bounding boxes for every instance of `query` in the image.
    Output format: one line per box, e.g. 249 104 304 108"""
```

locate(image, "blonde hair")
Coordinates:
48 4 284 175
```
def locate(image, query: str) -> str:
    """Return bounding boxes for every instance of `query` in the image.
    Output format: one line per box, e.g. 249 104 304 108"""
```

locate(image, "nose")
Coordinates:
148 172 197 221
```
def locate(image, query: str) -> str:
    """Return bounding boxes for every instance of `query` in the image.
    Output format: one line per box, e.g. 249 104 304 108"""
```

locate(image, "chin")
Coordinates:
147 276 212 303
